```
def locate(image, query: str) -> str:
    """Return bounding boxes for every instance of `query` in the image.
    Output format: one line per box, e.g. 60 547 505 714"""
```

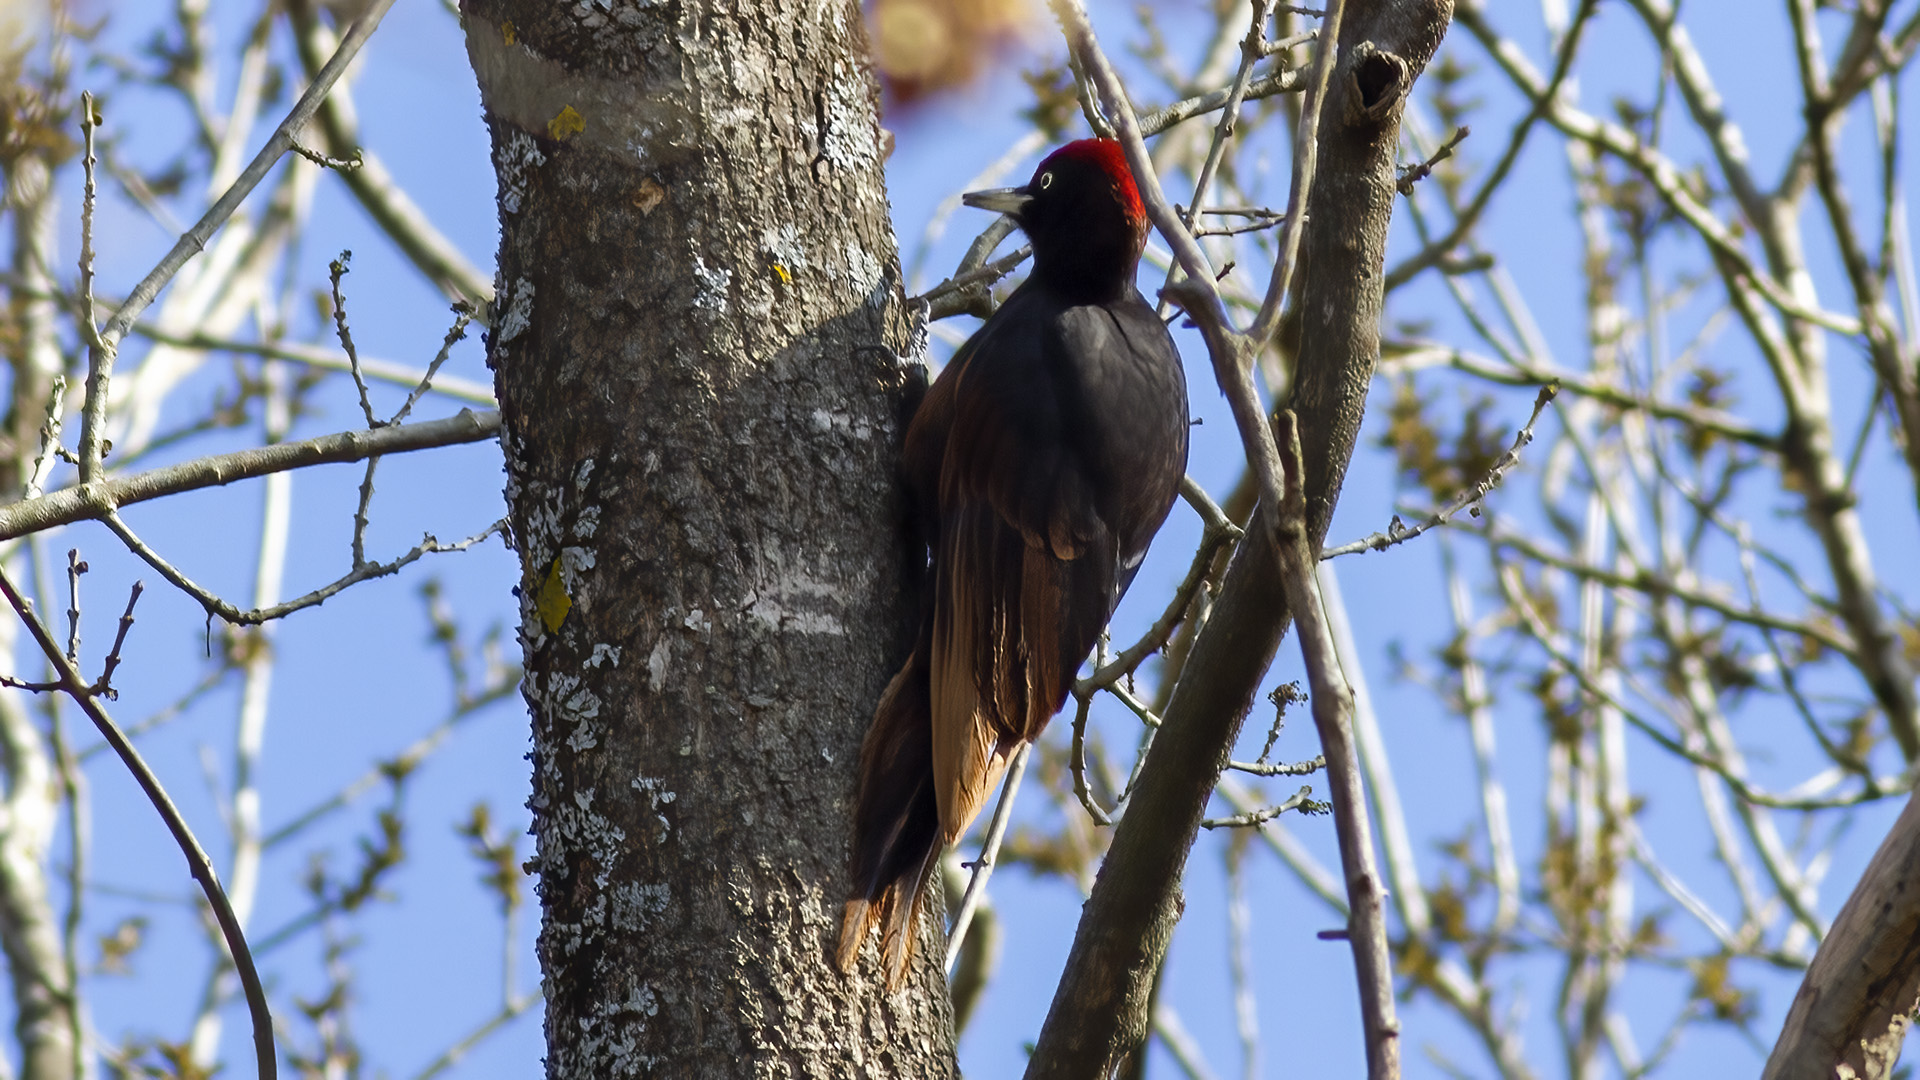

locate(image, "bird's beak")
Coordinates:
962 186 1032 217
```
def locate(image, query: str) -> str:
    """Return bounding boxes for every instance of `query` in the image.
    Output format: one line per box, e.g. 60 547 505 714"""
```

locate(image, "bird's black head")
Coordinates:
963 138 1149 304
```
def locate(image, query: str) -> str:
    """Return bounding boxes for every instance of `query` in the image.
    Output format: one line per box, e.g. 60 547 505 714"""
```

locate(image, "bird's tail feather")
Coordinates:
838 642 942 987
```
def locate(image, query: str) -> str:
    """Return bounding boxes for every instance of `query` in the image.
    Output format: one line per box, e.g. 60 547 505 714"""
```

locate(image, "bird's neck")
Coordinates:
1028 246 1140 305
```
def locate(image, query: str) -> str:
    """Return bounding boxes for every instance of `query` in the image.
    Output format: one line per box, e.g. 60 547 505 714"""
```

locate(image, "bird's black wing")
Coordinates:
928 286 1191 847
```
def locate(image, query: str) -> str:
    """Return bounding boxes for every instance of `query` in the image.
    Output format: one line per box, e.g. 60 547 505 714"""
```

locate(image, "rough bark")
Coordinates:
463 2 955 1076
1024 1 1452 1074
1764 790 1920 1080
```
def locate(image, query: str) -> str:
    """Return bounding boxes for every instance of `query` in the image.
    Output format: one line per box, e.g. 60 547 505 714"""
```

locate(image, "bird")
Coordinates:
837 138 1190 987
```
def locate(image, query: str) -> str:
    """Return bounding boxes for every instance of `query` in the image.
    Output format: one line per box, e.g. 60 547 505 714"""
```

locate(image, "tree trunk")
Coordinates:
463 2 956 1075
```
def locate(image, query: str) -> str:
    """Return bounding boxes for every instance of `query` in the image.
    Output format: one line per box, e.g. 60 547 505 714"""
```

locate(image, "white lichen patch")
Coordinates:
618 983 661 1018
810 407 874 440
586 643 622 669
646 638 670 692
632 776 677 842
691 254 731 314
573 505 601 539
564 682 603 720
569 0 651 32
575 457 596 491
497 277 536 343
762 222 810 272
609 881 671 932
521 484 566 565
559 545 597 593
740 554 856 636
546 672 603 752
533 792 628 938
745 595 845 636
497 128 547 214
843 241 883 300
820 66 880 171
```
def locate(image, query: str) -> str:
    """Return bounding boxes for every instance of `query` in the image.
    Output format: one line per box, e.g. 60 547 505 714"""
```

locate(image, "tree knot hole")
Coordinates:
1345 43 1410 124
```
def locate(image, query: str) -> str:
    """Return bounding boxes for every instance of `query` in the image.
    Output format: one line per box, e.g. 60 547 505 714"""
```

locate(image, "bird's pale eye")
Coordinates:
1039 172 1054 190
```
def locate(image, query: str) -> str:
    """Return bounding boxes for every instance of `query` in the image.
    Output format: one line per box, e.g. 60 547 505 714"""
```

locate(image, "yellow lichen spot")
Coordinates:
773 263 791 285
548 105 584 141
634 177 666 214
502 19 517 45
536 557 572 632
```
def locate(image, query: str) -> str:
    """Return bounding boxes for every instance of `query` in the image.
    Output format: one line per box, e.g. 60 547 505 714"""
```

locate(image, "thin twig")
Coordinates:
1322 383 1557 558
1078 478 1241 695
0 564 277 1080
945 742 1032 973
64 548 84 663
0 408 501 542
104 511 505 628
390 307 473 425
1226 755 1324 777
24 375 67 500
352 458 379 570
1378 340 1772 449
287 0 493 316
1068 693 1112 826
128 322 495 406
288 140 363 171
81 0 401 479
1247 0 1346 347
76 92 105 481
1158 0 1277 315
1201 785 1316 828
1273 410 1400 1080
1384 0 1597 293
330 252 380 428
918 243 1031 320
1397 125 1471 194
97 581 143 697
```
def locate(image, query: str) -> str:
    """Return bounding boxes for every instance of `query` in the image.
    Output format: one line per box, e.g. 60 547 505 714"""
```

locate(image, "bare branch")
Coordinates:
0 408 501 542
945 743 1031 973
330 252 381 429
127 322 496 406
0 564 277 1080
81 0 400 476
288 0 495 316
1077 478 1241 696
1200 785 1315 828
104 511 505 628
1272 411 1400 1080
1396 124 1470 195
1323 382 1555 558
